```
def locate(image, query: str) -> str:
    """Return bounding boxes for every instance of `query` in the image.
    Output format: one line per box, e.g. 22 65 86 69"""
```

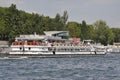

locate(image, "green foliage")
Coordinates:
0 4 66 42
111 28 120 42
0 4 119 45
93 20 114 45
61 10 68 24
80 20 95 40
65 22 81 38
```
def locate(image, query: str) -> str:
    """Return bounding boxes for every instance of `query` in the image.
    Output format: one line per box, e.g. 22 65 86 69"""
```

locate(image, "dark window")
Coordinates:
29 47 31 50
20 47 22 50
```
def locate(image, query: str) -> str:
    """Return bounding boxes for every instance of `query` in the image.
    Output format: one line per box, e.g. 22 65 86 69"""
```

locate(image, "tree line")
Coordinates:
0 4 120 45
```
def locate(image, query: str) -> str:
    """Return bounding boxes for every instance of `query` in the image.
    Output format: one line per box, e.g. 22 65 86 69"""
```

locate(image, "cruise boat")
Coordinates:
9 31 106 57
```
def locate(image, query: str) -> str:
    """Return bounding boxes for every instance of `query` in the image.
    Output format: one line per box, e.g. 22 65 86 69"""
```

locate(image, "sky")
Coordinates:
0 0 120 28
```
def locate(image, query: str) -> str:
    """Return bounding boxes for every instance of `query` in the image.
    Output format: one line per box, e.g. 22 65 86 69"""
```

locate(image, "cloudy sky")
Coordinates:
0 0 120 27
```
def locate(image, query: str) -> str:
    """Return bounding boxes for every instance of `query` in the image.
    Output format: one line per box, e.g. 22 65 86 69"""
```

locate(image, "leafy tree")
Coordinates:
81 20 90 40
61 10 68 24
0 4 119 45
65 22 81 38
86 25 95 40
93 20 114 45
111 28 120 42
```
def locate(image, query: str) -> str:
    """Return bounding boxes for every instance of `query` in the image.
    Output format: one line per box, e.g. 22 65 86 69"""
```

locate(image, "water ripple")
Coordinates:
0 54 120 80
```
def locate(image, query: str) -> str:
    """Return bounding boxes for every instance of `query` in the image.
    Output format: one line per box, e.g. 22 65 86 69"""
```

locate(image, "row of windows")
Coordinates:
17 47 92 52
48 48 91 51
19 47 47 50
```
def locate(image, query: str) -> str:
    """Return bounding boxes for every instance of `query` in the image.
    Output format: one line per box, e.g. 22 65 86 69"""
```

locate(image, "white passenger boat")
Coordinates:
9 41 106 56
9 31 106 57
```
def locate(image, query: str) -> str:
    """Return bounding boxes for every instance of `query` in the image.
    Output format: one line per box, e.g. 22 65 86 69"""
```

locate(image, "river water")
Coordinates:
0 54 120 80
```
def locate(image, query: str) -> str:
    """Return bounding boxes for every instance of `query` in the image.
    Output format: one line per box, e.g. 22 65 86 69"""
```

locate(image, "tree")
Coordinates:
0 4 118 45
111 28 120 42
65 22 81 38
54 13 64 30
93 20 114 45
81 20 89 40
61 10 68 24
86 25 95 40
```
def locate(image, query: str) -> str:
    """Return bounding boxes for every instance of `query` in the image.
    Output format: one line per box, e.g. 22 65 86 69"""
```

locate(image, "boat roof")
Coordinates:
44 31 69 36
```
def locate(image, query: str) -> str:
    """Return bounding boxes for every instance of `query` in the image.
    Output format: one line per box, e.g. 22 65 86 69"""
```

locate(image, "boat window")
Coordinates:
64 49 66 51
48 47 52 51
29 47 31 50
20 47 22 50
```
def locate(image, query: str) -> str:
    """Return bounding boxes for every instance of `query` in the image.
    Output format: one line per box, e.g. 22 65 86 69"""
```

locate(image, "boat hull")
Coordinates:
6 45 106 58
0 53 106 58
